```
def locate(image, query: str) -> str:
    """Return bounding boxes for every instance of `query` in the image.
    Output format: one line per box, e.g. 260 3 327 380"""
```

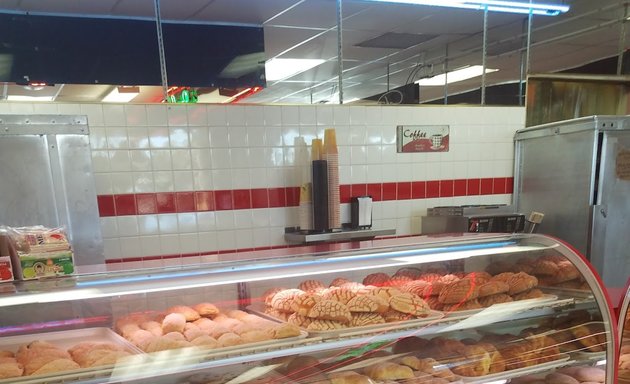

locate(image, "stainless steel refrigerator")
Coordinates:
514 115 630 290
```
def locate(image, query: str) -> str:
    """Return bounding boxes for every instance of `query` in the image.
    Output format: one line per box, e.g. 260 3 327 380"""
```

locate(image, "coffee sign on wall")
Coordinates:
396 125 450 153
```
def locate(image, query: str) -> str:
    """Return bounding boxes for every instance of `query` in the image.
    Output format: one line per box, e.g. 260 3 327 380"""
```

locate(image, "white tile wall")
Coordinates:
1 102 523 261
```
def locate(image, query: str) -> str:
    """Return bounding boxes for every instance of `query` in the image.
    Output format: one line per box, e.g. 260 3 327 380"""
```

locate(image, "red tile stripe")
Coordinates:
98 177 514 217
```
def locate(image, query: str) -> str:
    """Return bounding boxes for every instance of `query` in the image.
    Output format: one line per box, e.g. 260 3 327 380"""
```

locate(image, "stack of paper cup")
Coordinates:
299 183 313 231
324 128 340 229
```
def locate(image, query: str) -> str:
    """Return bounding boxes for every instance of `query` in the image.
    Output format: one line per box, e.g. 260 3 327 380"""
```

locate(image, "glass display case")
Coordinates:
0 233 617 384
618 279 630 383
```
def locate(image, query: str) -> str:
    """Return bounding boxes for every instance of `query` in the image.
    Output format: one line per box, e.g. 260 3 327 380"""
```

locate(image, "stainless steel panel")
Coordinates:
0 135 59 226
0 115 103 266
592 130 630 289
515 128 597 256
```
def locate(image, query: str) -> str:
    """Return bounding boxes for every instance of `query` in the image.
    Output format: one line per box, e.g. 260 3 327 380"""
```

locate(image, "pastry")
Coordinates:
555 262 580 283
350 313 385 326
346 295 389 313
545 373 579 384
554 280 582 289
363 362 414 380
425 296 443 310
491 272 515 282
479 293 513 307
478 280 510 297
363 272 390 286
466 271 492 285
192 303 220 318
394 267 422 279
167 305 201 322
513 288 544 300
418 273 442 283
321 287 355 305
477 342 505 373
392 337 430 354
439 274 460 284
163 331 186 341
571 323 606 352
438 278 479 304
291 292 322 316
184 325 207 342
140 321 163 337
287 312 313 328
532 259 559 276
217 332 241 347
144 336 190 352
306 319 346 331
0 361 23 378
190 335 219 348
485 260 514 275
299 279 326 293
506 272 538 295
262 287 285 306
572 367 604 382
399 356 434 372
270 323 301 339
382 309 413 322
128 329 155 350
451 345 491 377
271 289 305 313
389 293 431 317
240 330 269 344
497 342 537 369
386 275 413 287
340 282 369 294
370 287 402 302
308 300 352 323
162 313 186 333
0 351 13 358
401 280 431 296
328 371 373 384
330 277 351 287
30 358 80 376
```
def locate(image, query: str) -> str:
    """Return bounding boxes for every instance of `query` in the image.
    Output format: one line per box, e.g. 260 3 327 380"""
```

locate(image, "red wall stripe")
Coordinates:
98 177 514 217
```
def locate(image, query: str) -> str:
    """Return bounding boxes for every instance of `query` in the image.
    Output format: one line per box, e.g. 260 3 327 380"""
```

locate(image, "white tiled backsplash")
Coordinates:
0 102 524 261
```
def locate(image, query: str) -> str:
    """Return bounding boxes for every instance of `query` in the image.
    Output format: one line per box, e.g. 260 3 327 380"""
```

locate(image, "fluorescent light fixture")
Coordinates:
363 0 569 16
6 95 54 101
416 65 498 86
102 86 139 103
265 58 326 81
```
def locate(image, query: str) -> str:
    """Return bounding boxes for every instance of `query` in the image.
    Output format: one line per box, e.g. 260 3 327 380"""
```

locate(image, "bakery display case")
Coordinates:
0 233 617 383
617 279 630 383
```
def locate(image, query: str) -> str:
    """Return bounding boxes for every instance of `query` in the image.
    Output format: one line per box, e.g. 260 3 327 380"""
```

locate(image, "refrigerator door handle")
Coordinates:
589 203 607 271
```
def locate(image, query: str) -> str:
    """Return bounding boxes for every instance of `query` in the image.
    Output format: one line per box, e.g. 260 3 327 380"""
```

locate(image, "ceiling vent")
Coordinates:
355 32 437 49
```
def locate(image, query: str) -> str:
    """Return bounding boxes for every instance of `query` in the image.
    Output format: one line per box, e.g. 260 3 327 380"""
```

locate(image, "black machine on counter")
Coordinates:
421 205 527 234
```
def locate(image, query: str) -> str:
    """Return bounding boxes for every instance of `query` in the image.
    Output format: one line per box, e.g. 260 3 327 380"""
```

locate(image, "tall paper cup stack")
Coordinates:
324 128 340 229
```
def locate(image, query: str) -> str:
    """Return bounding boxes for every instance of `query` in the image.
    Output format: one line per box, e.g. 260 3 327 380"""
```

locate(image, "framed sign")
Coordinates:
396 125 450 153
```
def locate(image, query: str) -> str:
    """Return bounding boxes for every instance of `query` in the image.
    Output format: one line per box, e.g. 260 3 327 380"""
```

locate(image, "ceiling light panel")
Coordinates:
6 95 54 102
102 87 139 103
416 65 498 86
361 0 569 16
265 58 327 81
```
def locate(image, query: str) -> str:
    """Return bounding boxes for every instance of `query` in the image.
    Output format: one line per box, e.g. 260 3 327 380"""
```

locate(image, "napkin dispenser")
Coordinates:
351 196 373 229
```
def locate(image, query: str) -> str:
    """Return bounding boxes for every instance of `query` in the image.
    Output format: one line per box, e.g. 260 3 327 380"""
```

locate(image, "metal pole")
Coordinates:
518 18 527 106
336 0 344 104
481 6 488 105
387 62 390 91
154 0 169 102
525 0 534 77
444 44 449 105
618 3 628 75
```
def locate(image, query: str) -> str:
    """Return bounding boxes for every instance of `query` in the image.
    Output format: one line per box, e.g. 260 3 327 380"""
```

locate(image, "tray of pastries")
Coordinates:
390 332 570 383
0 327 145 383
251 275 445 338
486 254 593 298
510 365 606 384
114 303 308 363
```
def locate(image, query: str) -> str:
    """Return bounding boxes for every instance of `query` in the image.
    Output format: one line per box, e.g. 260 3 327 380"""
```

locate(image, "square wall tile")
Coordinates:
228 126 248 147
179 233 200 254
132 172 155 193
137 194 158 214
226 106 246 126
156 192 176 213
171 149 192 170
158 214 179 234
207 105 226 126
125 105 148 126
114 194 137 216
154 171 175 192
173 171 193 192
103 104 126 126
106 127 129 149
111 173 134 194
151 149 172 171
299 106 317 125
108 150 132 172
167 105 188 126
100 217 118 238
215 211 235 230
128 127 150 149
264 106 282 126
187 105 208 126
178 213 198 233
117 216 139 236
81 104 105 126
141 235 162 256
160 234 181 255
148 127 171 148
245 106 264 126
169 127 190 148
197 212 217 231
189 127 210 148
147 105 168 126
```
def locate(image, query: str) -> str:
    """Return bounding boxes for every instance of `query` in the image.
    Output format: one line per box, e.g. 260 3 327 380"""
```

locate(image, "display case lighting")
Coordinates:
362 0 569 16
416 65 498 86
265 58 326 81
102 86 139 103
6 95 54 101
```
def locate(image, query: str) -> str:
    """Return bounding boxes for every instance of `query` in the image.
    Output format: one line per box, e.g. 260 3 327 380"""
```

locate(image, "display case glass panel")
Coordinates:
0 234 616 383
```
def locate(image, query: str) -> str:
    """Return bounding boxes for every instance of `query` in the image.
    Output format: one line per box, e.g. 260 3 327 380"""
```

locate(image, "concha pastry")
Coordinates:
491 272 515 282
363 362 414 380
382 310 412 323
350 313 386 327
287 312 313 328
417 273 442 283
330 277 351 287
362 272 390 286
438 278 479 304
394 267 422 279
386 275 413 287
321 286 355 305
401 280 431 296
532 259 559 276
389 293 431 317
439 274 460 284
478 281 510 297
271 289 304 313
307 300 352 323
442 299 482 312
346 295 389 313
371 287 403 302
307 319 346 331
298 279 326 293
262 287 286 306
466 271 492 284
451 345 491 377
555 262 580 283
291 292 321 316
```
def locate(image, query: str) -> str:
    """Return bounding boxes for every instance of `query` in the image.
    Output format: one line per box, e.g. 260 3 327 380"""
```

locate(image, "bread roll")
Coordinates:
394 267 422 279
364 362 414 380
451 345 491 377
270 323 301 339
0 361 23 379
128 329 155 350
192 302 220 318
298 279 326 293
30 358 79 376
291 292 322 316
144 336 190 352
513 288 545 300
532 259 559 276
0 351 13 358
438 278 479 304
308 300 352 323
478 281 510 297
330 277 351 287
329 372 373 384
506 272 538 295
140 321 163 337
161 313 186 333
217 332 241 347
190 335 219 348
363 272 390 286
321 287 356 305
573 367 605 382
167 305 201 321
262 287 286 306
382 309 412 322
401 280 431 296
386 275 413 287
389 293 431 317
350 313 385 327
347 295 388 313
